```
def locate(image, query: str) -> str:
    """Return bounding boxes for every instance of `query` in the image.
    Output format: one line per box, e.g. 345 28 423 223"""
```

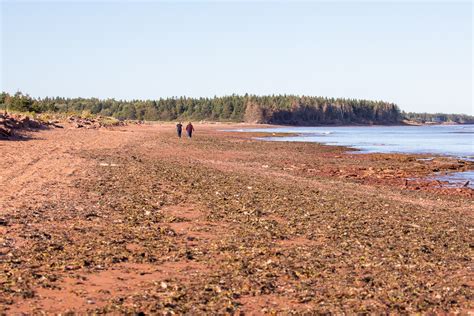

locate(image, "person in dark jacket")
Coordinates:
186 122 194 138
176 122 183 138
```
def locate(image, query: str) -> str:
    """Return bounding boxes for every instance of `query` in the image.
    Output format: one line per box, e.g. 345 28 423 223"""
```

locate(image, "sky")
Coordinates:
0 1 472 114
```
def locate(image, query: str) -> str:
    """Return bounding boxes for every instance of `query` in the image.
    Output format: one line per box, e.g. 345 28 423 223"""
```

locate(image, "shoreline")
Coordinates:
1 123 472 313
227 125 474 165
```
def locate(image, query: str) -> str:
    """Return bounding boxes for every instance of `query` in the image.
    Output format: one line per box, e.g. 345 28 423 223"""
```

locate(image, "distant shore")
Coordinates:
176 119 473 127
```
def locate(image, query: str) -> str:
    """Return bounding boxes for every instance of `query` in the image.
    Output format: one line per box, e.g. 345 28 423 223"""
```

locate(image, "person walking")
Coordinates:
185 122 194 138
176 122 183 138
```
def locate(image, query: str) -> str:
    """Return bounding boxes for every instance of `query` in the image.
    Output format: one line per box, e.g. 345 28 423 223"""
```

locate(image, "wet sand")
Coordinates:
0 123 472 314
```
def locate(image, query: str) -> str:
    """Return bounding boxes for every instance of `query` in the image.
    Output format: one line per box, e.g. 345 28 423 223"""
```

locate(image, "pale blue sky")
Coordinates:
1 1 472 114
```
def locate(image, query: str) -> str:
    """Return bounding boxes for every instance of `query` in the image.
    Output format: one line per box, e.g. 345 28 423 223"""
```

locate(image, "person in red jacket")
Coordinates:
185 122 194 138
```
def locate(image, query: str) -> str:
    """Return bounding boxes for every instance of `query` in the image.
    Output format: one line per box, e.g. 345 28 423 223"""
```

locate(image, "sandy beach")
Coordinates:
0 123 472 314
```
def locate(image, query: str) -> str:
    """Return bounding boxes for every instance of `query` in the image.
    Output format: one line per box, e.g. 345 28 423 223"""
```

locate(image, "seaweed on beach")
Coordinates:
0 125 472 314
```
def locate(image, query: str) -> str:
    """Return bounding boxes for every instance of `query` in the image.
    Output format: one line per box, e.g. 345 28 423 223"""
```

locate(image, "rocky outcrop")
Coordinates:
0 113 56 139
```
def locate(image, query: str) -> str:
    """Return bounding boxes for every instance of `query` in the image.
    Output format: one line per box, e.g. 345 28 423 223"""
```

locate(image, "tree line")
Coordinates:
1 91 471 125
403 112 474 124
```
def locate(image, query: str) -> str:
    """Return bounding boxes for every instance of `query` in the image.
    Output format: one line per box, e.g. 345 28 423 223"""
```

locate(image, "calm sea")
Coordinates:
231 124 474 186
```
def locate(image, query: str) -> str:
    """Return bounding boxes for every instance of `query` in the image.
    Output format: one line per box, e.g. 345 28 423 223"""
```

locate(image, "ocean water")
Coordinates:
431 171 474 188
234 125 474 159
230 124 474 186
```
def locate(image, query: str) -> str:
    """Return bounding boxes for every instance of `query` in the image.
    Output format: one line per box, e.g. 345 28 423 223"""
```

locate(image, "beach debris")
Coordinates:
99 163 120 167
